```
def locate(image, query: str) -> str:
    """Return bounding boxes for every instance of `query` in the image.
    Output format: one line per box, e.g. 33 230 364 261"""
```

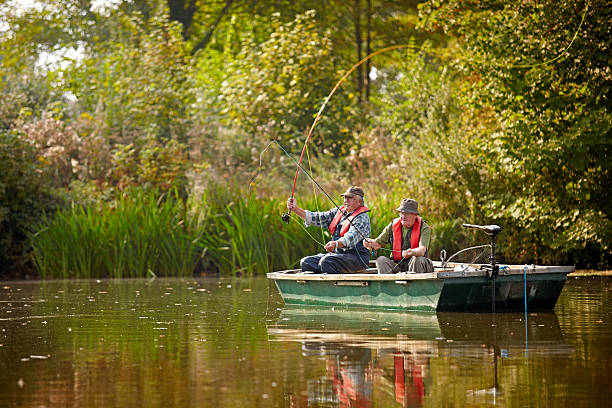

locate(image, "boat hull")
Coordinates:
436 271 568 312
267 264 574 313
271 273 442 311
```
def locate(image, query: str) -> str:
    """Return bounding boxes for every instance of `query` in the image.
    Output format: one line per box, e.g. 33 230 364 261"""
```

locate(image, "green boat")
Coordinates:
268 270 443 311
267 224 575 312
267 263 573 312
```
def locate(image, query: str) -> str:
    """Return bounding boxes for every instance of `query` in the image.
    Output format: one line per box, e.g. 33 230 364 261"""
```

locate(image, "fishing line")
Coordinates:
255 140 372 250
249 142 328 249
286 2 588 204
275 141 372 249
505 2 588 69
303 144 327 249
277 141 374 268
287 44 414 212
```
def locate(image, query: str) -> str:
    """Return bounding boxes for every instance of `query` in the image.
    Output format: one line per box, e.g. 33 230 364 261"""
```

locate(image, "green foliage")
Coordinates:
31 189 202 279
110 137 189 196
0 130 57 277
0 69 57 131
63 11 193 144
418 0 611 267
210 11 356 155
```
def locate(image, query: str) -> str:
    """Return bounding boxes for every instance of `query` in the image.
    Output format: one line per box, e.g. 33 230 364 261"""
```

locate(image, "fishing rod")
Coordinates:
271 140 371 244
284 12 590 215
284 44 412 223
251 140 337 213
273 141 341 225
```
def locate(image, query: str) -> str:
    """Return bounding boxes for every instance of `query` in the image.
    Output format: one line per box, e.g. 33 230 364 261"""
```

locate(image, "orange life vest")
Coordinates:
328 205 370 237
392 216 422 261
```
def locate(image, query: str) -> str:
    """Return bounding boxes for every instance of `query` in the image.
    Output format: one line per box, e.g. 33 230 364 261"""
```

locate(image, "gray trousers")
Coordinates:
376 256 434 274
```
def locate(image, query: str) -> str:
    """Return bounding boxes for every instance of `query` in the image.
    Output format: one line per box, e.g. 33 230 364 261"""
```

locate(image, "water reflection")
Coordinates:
268 306 574 407
1 277 609 407
0 278 276 408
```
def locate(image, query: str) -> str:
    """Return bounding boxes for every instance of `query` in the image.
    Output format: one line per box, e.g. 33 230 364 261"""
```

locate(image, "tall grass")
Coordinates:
31 190 203 279
192 185 320 275
30 185 475 278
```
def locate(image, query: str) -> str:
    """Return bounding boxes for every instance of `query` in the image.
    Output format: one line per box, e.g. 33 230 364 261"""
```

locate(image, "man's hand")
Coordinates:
402 249 415 258
363 238 381 250
325 240 339 253
286 197 306 219
287 197 297 211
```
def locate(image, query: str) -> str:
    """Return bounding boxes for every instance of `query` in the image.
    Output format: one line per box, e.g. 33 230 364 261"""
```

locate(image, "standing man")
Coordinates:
363 198 433 274
286 186 371 274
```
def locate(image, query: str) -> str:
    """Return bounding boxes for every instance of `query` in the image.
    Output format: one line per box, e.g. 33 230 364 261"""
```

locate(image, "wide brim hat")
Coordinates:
396 198 419 214
341 186 365 198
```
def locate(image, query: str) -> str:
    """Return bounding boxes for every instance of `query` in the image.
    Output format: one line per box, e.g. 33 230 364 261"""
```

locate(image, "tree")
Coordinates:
418 0 611 267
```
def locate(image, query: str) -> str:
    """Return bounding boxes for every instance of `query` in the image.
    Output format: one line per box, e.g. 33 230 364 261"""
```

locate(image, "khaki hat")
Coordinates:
396 198 419 214
341 186 365 198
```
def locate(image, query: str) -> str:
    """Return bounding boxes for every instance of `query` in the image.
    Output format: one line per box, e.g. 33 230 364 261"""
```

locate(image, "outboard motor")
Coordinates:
463 223 503 312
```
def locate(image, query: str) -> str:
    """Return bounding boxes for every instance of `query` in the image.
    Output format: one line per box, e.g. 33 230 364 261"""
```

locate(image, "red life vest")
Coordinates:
392 216 422 261
328 205 370 237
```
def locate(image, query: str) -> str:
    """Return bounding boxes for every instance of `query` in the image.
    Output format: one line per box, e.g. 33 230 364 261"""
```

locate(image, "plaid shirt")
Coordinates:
304 207 371 249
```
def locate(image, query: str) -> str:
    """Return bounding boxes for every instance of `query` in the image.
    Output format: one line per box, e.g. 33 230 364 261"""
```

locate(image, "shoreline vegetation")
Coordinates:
19 185 606 280
1 1 609 279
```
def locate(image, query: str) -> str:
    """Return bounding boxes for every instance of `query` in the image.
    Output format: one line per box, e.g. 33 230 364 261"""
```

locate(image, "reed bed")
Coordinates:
30 186 468 278
31 190 203 279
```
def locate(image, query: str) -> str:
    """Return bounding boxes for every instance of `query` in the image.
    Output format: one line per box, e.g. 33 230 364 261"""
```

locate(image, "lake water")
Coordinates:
0 275 610 407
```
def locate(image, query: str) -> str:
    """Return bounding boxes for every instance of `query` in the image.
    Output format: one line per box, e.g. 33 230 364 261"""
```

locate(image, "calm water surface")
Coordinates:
0 275 610 407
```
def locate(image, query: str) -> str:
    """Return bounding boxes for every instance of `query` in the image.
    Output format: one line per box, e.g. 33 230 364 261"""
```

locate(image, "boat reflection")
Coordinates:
268 306 574 407
269 307 439 407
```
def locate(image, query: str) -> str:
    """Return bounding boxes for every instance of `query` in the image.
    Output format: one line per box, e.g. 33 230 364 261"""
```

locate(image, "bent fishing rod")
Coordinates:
284 44 411 223
267 140 371 244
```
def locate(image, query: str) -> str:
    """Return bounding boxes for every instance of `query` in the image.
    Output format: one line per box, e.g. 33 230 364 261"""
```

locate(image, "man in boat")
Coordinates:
363 198 434 274
286 186 372 274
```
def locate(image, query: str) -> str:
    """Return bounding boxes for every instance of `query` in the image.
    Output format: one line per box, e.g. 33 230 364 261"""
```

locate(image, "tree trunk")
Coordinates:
191 0 235 55
167 0 197 41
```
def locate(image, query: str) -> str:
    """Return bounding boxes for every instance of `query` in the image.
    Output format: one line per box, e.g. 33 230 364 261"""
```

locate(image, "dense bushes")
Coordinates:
0 130 58 278
0 1 609 278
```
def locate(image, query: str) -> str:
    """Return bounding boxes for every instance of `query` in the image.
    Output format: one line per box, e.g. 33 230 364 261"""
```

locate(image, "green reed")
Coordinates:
31 190 203 279
191 185 320 276
30 185 467 278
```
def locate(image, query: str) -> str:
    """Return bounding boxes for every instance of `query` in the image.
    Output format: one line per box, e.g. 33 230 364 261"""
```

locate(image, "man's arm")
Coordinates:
402 222 431 258
287 198 336 227
364 222 392 250
337 213 371 249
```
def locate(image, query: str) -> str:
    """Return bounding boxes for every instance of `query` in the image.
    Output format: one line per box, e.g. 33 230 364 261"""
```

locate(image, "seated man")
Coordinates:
363 198 433 274
286 186 371 274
